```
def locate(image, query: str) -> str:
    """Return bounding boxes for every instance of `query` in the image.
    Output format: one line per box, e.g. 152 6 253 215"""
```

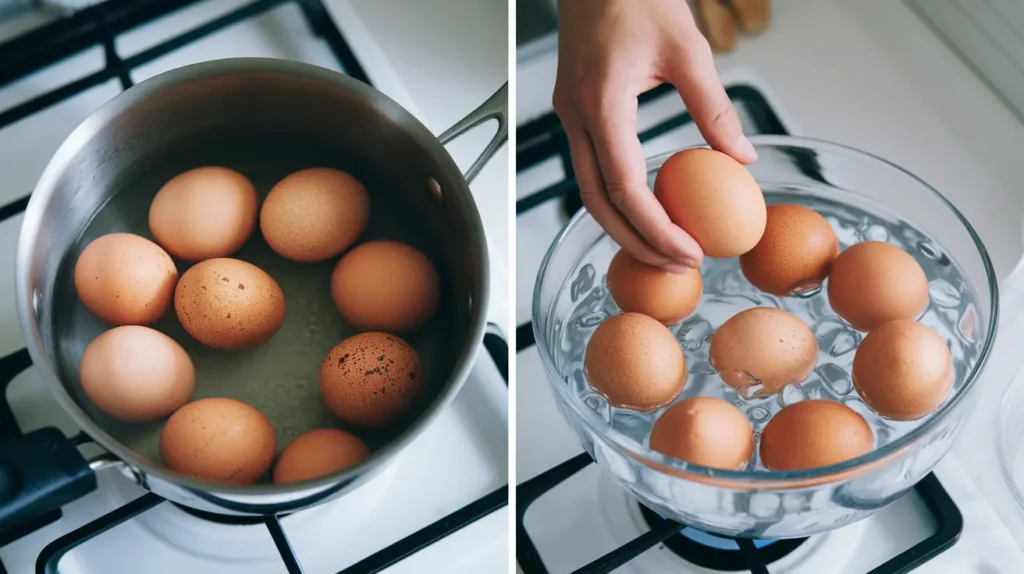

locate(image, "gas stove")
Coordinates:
0 1 508 572
514 41 1024 573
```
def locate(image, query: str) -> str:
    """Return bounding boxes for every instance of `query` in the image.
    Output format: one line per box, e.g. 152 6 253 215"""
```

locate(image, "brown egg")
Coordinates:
159 398 276 485
273 428 370 484
260 168 370 262
827 241 929 332
79 326 194 422
709 307 818 395
760 400 873 471
330 241 440 333
148 167 258 262
174 258 285 350
606 249 702 325
852 320 952 420
739 204 839 296
74 233 178 326
650 396 753 469
320 332 422 427
653 148 766 258
584 313 687 411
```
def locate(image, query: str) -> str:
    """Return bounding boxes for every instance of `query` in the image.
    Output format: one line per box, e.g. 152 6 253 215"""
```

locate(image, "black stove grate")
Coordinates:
0 1 508 573
514 83 963 574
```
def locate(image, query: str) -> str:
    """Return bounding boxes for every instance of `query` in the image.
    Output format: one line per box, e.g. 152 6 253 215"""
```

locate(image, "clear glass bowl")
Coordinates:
997 365 1024 518
532 136 998 539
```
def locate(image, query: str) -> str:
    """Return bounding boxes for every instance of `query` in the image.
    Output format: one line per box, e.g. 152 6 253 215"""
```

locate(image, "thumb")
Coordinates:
667 39 757 164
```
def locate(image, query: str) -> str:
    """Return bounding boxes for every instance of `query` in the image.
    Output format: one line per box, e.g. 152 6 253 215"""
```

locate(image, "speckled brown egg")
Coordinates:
79 325 195 422
709 307 818 395
827 241 929 332
74 233 178 326
320 332 422 427
273 428 370 484
653 148 766 258
650 396 753 469
759 399 873 471
174 258 285 350
739 203 839 296
260 168 370 262
583 312 687 411
606 248 702 325
149 166 258 261
852 320 952 421
159 398 277 484
330 241 441 333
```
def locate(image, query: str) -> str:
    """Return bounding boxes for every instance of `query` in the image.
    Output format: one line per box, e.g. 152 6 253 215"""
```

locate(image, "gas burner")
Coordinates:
636 506 807 571
173 505 272 526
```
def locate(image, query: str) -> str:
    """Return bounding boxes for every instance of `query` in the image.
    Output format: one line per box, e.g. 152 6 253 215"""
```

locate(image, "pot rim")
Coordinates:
532 135 999 488
15 57 489 506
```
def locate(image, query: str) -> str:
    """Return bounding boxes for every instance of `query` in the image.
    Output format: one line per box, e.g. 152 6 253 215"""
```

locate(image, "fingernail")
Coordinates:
738 137 757 162
665 263 692 274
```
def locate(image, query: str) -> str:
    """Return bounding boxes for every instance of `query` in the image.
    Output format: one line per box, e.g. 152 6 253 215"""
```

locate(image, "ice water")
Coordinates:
554 193 984 470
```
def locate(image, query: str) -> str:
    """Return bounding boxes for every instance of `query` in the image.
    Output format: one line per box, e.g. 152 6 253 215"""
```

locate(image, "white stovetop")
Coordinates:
517 0 1024 570
0 1 508 572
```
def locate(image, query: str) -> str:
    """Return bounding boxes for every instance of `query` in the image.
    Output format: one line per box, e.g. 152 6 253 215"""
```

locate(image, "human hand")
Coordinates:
553 0 757 272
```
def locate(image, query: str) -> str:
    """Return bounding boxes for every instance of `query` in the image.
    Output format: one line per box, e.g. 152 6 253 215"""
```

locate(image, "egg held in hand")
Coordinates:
148 166 258 261
827 241 929 332
331 241 440 333
739 203 839 296
852 320 952 421
759 399 873 471
174 258 286 350
653 148 766 258
584 312 687 411
649 396 753 470
709 307 818 396
273 428 370 484
607 248 702 325
159 398 277 485
260 167 370 262
74 233 178 326
320 332 422 427
79 326 195 422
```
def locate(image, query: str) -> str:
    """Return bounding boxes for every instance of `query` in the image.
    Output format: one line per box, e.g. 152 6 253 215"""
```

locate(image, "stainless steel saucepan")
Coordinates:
10 57 506 524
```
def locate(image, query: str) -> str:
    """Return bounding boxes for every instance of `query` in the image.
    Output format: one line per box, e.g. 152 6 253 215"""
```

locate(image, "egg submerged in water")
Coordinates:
148 166 258 262
79 325 195 422
260 167 371 263
740 203 839 296
827 241 929 332
73 233 178 326
174 258 286 350
273 428 370 484
649 396 753 470
852 320 953 421
584 312 687 411
606 248 702 325
759 399 874 471
708 307 818 396
159 397 277 485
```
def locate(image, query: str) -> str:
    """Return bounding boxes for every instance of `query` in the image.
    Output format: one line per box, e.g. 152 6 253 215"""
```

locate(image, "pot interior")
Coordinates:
27 64 482 473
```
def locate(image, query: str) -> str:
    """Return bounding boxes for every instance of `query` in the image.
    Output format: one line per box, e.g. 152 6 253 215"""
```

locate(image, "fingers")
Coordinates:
560 119 690 273
584 95 704 268
668 35 757 164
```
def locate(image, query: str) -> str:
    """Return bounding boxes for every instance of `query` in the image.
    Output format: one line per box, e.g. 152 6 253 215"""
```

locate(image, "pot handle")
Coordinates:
0 426 98 529
437 82 508 185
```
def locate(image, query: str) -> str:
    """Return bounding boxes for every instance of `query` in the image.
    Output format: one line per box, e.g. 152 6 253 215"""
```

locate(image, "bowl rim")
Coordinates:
532 135 1000 486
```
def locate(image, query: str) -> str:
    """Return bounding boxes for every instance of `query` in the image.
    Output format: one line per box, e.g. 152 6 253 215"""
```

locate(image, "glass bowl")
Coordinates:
997 363 1024 519
532 136 998 539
